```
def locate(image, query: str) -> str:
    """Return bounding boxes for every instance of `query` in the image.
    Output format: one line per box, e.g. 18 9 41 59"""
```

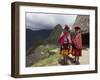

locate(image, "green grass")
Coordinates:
46 44 58 51
32 51 62 67
48 48 54 51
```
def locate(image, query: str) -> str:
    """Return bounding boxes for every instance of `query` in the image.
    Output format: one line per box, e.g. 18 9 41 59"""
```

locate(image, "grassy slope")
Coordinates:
32 51 61 67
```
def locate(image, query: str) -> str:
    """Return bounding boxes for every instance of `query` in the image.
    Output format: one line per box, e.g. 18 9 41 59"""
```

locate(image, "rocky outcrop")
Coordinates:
73 15 89 33
73 15 89 47
26 24 63 67
26 45 50 67
46 24 63 44
26 44 58 67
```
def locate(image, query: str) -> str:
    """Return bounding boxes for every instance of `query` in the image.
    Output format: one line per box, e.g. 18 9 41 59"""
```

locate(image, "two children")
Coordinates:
58 24 82 65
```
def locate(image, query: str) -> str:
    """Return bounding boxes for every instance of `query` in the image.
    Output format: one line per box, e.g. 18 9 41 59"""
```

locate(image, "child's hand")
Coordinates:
61 46 64 48
69 49 72 54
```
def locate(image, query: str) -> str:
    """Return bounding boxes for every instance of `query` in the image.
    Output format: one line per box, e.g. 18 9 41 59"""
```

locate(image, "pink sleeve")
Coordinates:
59 32 64 38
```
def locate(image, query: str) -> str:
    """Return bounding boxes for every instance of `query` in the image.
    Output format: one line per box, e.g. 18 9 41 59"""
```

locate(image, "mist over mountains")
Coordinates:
26 24 63 66
26 24 63 50
46 24 63 44
26 29 52 49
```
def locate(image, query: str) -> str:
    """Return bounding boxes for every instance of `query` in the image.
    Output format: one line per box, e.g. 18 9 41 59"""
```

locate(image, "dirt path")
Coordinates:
79 48 89 64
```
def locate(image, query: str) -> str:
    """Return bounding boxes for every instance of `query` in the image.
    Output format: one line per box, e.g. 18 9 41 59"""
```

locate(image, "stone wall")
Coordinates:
73 15 89 33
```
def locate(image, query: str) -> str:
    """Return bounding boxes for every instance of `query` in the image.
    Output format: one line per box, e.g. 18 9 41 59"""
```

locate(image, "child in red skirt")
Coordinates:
72 25 82 64
58 24 72 65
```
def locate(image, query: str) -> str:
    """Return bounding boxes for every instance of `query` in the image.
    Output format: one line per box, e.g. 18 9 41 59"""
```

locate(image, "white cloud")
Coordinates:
26 12 77 30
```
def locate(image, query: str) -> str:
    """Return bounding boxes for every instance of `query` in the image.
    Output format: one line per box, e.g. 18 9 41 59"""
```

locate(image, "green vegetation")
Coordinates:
32 51 61 67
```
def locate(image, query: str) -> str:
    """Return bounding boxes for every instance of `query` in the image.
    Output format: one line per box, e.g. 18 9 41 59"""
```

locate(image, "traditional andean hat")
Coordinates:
64 24 69 30
74 25 80 29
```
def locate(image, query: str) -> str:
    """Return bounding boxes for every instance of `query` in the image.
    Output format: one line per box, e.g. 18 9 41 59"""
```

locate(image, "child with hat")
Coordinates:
58 24 72 65
72 25 82 64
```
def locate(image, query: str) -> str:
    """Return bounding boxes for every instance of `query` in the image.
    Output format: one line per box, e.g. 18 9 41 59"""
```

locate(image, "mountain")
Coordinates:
26 24 63 66
73 15 89 33
26 29 52 49
46 24 63 44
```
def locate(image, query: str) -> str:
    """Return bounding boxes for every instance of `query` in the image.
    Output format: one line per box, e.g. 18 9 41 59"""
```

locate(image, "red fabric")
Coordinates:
58 32 72 46
74 25 80 29
72 48 82 56
72 32 82 56
72 32 82 49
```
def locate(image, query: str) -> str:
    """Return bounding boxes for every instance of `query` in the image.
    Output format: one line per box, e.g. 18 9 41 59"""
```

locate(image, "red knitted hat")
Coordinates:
74 25 80 29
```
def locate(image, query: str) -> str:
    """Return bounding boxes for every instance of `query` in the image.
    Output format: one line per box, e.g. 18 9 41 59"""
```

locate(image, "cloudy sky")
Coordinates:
26 12 77 30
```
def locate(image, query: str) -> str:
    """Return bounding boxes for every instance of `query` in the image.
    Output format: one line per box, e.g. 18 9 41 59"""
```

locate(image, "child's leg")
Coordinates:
77 56 79 62
74 56 76 62
65 56 68 64
63 56 65 64
63 56 68 65
76 56 80 64
60 47 62 54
